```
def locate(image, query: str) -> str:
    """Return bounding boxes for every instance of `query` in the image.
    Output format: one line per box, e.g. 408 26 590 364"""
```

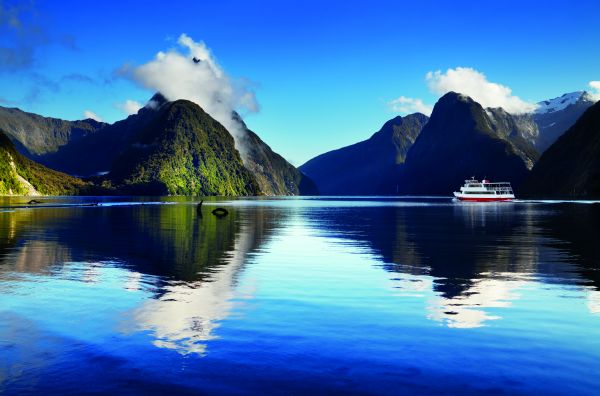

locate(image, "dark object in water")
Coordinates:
197 200 203 216
211 207 229 217
27 199 43 204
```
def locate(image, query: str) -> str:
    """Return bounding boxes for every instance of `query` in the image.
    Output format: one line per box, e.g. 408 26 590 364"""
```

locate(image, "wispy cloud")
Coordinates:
388 96 433 116
118 33 259 159
83 110 103 122
61 73 96 84
426 67 537 113
0 1 48 72
389 66 538 116
589 81 600 101
116 99 143 115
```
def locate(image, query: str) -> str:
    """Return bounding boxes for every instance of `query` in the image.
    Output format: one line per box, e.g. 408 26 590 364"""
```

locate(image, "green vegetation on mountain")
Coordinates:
0 94 315 196
522 101 600 198
0 131 87 195
108 100 260 196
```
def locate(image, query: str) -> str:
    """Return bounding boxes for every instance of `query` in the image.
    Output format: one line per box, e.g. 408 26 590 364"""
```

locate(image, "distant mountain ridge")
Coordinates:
531 91 596 152
301 90 597 196
486 91 597 153
522 101 600 198
300 113 428 195
1 88 597 197
0 106 106 156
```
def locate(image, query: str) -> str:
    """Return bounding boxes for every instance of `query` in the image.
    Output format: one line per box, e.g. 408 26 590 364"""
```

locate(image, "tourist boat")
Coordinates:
453 177 515 201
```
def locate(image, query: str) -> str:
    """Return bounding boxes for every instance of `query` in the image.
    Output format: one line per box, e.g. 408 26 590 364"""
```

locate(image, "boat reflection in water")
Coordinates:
0 197 599 395
306 198 600 329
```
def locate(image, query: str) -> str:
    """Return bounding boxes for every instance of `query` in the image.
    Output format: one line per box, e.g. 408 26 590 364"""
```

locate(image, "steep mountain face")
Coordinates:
486 91 596 155
0 94 314 196
400 92 532 195
0 131 87 196
532 91 596 152
484 107 539 169
0 106 106 156
237 116 318 195
107 100 260 196
39 94 170 176
300 114 428 195
522 101 600 198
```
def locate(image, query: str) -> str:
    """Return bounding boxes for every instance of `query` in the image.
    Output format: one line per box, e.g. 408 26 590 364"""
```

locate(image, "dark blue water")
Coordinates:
0 197 599 395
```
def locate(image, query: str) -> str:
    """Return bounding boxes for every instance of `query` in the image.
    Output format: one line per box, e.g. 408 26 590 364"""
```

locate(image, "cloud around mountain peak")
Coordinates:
389 66 539 116
589 81 600 101
118 34 259 158
426 67 538 114
388 96 433 116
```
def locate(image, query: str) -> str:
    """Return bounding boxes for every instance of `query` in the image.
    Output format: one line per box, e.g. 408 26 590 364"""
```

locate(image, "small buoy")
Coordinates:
211 207 229 217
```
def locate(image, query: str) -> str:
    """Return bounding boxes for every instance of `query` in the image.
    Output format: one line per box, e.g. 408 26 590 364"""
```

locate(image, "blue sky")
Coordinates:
1 0 599 164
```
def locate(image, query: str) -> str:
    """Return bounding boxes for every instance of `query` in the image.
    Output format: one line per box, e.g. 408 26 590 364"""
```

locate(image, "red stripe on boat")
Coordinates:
457 197 514 202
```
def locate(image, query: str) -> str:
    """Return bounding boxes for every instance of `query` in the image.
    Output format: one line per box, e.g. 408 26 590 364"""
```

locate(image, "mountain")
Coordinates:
236 114 318 195
484 91 596 156
482 107 539 169
88 96 314 195
0 130 87 196
107 99 260 195
300 114 428 195
298 91 595 197
0 94 315 196
0 106 106 156
532 91 597 152
37 94 172 177
400 92 534 195
522 101 600 198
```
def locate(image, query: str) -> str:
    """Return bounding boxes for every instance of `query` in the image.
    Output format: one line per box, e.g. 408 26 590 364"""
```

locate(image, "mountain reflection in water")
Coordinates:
0 197 599 395
0 202 284 356
303 200 600 328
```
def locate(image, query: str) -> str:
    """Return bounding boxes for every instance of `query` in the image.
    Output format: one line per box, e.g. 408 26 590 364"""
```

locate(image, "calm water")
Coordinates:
0 196 599 395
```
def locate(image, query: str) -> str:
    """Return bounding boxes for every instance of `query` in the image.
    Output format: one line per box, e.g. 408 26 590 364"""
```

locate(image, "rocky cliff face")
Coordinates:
484 91 596 159
522 101 600 198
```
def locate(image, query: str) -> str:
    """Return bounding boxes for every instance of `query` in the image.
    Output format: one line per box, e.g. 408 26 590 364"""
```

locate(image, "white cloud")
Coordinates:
83 110 103 122
388 96 433 116
117 99 143 115
589 81 600 101
120 34 258 159
425 67 537 114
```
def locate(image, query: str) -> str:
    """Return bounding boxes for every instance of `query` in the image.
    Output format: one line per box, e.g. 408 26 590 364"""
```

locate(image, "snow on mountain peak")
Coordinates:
534 91 591 114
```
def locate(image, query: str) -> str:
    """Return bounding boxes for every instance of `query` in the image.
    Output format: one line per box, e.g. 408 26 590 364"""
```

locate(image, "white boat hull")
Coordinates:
453 192 515 202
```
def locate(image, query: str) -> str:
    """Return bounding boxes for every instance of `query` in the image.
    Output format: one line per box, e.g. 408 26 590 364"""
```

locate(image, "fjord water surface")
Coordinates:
0 197 599 395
